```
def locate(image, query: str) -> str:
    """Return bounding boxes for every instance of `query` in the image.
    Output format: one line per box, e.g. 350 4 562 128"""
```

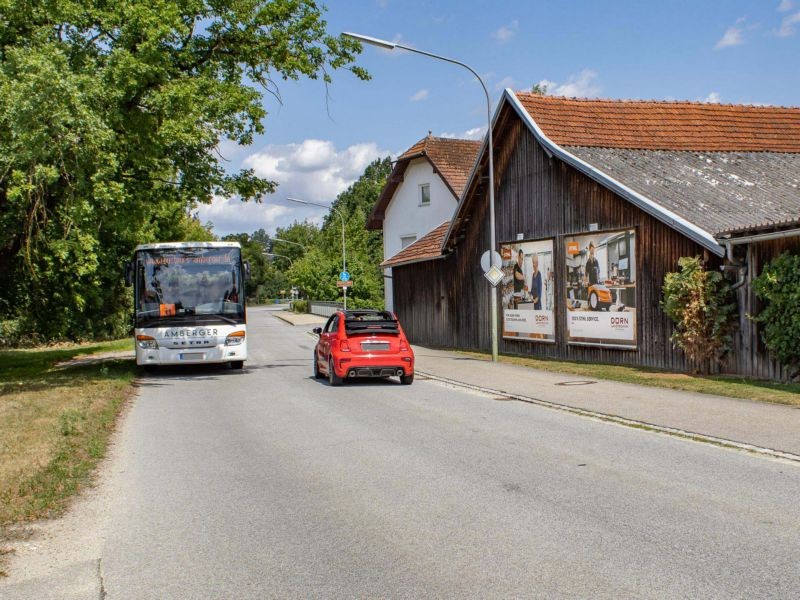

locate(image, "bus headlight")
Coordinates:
225 331 246 346
136 334 158 349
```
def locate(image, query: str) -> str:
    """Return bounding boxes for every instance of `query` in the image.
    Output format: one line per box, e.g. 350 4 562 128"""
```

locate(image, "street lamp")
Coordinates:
263 252 293 266
286 197 348 310
343 32 498 361
271 237 307 252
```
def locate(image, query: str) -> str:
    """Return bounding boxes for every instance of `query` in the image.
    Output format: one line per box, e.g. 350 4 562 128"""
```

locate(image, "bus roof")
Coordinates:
134 241 241 251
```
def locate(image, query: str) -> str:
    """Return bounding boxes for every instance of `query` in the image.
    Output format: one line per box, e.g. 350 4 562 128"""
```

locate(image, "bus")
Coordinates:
126 241 249 369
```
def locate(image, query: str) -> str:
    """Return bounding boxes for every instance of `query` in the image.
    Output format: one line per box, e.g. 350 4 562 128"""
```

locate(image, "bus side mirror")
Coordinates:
244 261 251 281
124 261 134 287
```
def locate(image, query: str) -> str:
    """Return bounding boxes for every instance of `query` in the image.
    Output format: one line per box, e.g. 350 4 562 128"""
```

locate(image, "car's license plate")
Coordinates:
361 342 390 351
180 353 205 360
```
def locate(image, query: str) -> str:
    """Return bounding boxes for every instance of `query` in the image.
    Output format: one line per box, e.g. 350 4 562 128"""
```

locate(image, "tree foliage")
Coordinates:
0 0 366 340
661 256 737 374
752 251 800 376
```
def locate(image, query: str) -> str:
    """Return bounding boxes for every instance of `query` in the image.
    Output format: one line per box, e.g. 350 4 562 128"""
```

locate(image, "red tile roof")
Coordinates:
367 135 481 229
515 93 800 153
380 221 450 268
398 136 482 198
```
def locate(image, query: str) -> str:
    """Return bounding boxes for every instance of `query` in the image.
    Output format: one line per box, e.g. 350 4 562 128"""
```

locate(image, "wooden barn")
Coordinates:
383 92 800 379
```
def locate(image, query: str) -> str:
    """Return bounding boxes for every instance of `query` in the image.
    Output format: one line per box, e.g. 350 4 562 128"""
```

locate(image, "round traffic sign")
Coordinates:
480 250 503 273
339 271 350 282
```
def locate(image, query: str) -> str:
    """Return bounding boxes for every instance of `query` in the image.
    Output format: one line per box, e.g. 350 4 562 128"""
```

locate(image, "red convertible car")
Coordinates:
313 310 415 386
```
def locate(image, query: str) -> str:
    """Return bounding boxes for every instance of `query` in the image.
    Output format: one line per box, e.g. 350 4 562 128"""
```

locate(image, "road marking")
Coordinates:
417 371 800 465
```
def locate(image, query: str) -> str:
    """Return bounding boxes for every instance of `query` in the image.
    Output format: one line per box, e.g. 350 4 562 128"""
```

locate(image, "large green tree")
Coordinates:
0 0 366 340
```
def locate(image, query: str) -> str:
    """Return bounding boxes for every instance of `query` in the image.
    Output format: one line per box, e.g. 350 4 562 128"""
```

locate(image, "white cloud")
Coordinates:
439 126 486 140
195 140 390 236
703 92 722 103
535 70 602 98
492 20 519 44
495 75 517 91
409 89 429 102
776 10 800 36
715 18 746 49
778 0 794 12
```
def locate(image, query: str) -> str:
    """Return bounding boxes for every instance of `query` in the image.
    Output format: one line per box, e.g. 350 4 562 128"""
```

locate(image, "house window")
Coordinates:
419 183 431 206
401 235 417 249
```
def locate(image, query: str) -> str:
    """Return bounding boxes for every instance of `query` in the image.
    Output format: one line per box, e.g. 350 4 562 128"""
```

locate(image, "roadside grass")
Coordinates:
0 339 135 557
457 351 800 407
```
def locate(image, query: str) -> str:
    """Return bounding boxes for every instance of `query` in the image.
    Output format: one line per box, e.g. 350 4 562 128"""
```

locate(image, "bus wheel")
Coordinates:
230 361 244 370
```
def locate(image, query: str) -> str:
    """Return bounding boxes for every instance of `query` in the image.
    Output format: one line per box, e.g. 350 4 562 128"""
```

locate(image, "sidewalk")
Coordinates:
272 311 327 326
412 346 800 458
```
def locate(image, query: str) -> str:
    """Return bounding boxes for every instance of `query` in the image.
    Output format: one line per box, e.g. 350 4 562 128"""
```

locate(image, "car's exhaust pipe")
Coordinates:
349 370 356 378
397 369 404 376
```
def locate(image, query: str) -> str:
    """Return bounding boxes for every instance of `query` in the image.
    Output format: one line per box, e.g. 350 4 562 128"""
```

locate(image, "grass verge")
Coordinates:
0 339 135 575
457 351 800 407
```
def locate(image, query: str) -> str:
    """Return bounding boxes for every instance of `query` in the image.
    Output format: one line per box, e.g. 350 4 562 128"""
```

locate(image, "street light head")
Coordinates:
342 32 397 50
286 197 308 205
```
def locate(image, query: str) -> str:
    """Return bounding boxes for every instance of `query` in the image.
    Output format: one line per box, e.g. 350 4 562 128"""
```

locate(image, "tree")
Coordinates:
661 256 737 374
530 82 549 95
0 0 366 340
752 252 800 378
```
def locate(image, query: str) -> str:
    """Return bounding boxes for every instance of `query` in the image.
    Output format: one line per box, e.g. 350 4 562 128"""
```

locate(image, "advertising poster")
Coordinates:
564 229 637 347
500 239 555 342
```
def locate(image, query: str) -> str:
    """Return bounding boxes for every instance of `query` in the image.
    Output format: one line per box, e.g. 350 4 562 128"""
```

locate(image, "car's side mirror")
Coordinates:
313 327 322 335
124 260 134 287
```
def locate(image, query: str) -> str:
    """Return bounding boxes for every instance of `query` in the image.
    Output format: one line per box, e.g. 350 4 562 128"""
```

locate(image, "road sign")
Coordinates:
484 265 504 287
339 271 350 282
480 250 502 273
336 280 353 288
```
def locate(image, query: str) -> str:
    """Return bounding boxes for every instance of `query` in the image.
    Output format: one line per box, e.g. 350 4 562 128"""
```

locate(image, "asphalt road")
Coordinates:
4 307 800 599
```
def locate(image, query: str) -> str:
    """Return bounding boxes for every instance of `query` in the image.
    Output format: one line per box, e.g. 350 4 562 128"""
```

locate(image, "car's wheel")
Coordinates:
399 372 414 385
328 356 343 386
230 360 244 370
313 349 324 379
589 291 599 311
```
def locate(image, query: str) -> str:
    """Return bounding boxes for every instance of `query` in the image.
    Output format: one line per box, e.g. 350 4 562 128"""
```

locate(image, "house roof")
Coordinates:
380 221 451 268
564 146 800 236
367 135 481 230
445 91 800 255
515 93 800 153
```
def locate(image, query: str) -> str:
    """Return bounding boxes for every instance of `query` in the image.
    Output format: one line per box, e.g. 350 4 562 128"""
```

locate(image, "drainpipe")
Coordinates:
720 228 800 290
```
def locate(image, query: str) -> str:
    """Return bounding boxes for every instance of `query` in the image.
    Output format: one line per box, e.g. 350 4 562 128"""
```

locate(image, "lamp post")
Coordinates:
286 197 348 310
343 32 498 362
271 237 307 252
263 252 293 266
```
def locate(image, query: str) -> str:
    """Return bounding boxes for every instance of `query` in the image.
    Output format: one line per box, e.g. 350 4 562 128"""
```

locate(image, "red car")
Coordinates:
313 310 415 386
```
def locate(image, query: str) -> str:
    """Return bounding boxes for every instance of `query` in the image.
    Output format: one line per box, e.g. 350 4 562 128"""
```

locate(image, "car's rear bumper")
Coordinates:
332 353 414 378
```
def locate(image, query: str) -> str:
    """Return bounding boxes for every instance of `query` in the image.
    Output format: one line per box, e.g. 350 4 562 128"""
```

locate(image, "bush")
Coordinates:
752 252 800 376
662 256 737 374
291 300 308 313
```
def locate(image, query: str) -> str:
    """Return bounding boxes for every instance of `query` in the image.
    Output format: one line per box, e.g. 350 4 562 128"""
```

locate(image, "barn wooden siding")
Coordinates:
725 236 800 379
393 109 797 378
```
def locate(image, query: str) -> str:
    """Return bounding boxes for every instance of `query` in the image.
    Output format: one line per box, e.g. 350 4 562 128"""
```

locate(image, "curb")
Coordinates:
417 370 800 465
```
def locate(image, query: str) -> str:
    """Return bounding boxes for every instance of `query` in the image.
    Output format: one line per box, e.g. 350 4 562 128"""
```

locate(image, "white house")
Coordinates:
367 134 480 311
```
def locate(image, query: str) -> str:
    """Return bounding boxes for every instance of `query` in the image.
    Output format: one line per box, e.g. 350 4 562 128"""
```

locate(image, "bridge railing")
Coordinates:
309 301 344 317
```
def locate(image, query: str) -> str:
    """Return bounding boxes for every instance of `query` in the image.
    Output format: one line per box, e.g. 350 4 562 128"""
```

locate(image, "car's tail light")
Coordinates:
136 334 158 349
339 339 351 352
225 331 246 346
400 340 409 352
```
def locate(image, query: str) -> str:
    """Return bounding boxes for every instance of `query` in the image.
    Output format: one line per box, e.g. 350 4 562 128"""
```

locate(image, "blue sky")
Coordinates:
197 0 800 236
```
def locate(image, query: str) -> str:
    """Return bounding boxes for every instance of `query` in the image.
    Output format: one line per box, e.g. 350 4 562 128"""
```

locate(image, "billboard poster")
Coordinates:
500 239 555 342
564 229 637 347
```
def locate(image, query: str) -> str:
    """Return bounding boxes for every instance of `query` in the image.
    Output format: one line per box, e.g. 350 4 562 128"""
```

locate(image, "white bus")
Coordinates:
126 242 249 369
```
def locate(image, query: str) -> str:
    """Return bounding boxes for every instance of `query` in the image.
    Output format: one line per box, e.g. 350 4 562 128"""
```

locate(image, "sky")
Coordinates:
196 0 800 237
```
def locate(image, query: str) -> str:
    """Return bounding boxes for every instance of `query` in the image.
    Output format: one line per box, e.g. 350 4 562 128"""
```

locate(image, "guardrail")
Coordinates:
309 301 344 317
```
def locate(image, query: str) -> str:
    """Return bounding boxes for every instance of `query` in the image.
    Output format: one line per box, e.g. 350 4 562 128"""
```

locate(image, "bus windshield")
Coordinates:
135 247 244 327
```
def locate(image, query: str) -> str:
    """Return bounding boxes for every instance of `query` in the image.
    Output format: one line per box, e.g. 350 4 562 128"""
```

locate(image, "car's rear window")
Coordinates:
344 311 399 334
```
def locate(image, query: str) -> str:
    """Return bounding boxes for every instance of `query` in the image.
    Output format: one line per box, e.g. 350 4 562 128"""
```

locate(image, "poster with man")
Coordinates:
500 239 555 342
564 229 637 347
